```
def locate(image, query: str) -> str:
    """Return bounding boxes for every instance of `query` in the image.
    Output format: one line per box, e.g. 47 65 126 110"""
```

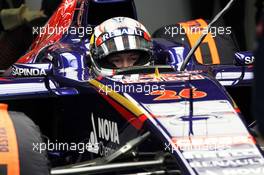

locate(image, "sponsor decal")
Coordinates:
183 149 260 159
97 142 117 157
98 117 119 144
161 74 204 81
172 135 255 148
11 66 46 76
204 170 218 175
150 88 207 101
244 56 255 64
0 104 19 175
121 73 204 84
168 47 185 65
143 100 234 117
88 113 120 156
189 157 264 168
0 128 8 152
87 114 99 154
98 28 144 44
235 53 255 65
222 167 264 175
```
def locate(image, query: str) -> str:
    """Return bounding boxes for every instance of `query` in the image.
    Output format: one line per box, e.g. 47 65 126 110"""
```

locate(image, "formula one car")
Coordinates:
0 0 263 175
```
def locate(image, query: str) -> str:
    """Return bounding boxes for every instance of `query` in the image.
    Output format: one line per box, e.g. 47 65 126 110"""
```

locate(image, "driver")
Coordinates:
107 50 141 68
89 17 153 75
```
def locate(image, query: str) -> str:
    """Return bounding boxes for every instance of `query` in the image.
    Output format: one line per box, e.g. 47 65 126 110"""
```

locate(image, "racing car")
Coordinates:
0 0 263 175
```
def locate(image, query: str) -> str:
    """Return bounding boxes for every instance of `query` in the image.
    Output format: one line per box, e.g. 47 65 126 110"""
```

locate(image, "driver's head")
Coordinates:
90 17 152 70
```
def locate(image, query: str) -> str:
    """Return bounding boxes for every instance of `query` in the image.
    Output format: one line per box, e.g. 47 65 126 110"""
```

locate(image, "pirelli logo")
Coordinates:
0 128 8 152
0 104 20 175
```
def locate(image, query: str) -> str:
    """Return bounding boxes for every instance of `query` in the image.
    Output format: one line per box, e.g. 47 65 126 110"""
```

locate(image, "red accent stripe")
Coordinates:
235 108 241 113
138 114 148 123
144 32 151 41
100 93 145 130
96 76 103 81
0 78 9 81
17 0 78 64
96 37 103 46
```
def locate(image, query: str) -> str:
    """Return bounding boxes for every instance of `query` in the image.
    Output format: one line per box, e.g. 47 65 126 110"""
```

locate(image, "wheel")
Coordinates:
0 104 50 175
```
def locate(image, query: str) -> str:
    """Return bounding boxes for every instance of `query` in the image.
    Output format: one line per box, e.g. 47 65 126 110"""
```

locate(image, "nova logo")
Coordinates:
12 67 46 76
98 118 119 144
89 113 120 147
88 113 120 156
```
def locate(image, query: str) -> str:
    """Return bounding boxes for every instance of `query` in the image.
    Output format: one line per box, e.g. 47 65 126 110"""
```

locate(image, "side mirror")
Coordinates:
10 63 53 77
235 51 255 66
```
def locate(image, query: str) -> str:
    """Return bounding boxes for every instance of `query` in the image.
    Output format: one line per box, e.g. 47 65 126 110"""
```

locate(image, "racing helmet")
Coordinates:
89 17 153 76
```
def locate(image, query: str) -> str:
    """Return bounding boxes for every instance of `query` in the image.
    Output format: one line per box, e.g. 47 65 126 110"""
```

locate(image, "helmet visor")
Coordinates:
96 35 152 59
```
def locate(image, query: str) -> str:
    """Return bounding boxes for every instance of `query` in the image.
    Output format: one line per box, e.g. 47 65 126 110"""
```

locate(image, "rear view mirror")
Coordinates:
235 51 255 66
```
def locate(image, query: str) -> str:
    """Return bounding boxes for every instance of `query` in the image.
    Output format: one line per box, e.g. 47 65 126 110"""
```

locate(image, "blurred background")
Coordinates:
22 0 258 50
0 0 259 69
6 0 258 50
135 0 256 51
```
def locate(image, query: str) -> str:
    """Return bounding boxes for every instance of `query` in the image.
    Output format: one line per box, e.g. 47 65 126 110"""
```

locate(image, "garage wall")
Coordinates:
25 0 42 10
134 0 191 33
25 0 258 51
135 0 257 50
245 0 257 50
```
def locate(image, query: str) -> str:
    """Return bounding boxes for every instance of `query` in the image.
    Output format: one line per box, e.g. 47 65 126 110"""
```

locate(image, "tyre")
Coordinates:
0 104 50 175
